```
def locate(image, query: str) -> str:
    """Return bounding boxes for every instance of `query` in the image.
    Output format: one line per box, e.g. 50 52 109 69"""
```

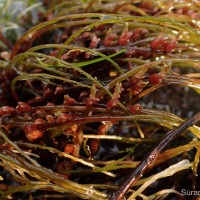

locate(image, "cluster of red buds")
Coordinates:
0 100 76 142
103 28 149 47
150 33 177 52
129 76 146 96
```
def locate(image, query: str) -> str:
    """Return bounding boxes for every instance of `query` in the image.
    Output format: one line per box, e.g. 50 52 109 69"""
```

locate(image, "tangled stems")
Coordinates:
110 112 200 200
1 0 200 199
0 147 107 200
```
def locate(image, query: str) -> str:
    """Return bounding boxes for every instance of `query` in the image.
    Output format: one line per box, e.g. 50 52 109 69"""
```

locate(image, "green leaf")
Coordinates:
73 49 125 67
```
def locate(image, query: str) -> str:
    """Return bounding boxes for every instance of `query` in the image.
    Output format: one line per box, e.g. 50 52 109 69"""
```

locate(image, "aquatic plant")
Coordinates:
0 0 200 199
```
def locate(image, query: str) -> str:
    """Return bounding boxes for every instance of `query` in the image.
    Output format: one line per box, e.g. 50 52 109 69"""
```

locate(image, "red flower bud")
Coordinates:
130 104 142 114
107 99 118 110
150 35 165 50
46 115 55 123
149 73 164 84
16 102 31 113
163 39 177 52
55 86 65 95
34 118 46 126
0 106 15 116
24 124 44 141
56 113 72 123
63 95 76 105
118 31 133 46
103 33 118 47
132 28 149 41
85 97 99 106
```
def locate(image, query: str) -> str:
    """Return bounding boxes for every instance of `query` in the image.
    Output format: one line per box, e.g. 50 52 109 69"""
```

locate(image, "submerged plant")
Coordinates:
0 0 200 199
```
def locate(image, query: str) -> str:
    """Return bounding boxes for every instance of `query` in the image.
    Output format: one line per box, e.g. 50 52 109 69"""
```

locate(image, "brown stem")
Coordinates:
109 112 200 200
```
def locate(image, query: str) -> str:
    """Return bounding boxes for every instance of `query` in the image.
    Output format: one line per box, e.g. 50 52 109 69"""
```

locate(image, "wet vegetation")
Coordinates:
0 0 200 199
